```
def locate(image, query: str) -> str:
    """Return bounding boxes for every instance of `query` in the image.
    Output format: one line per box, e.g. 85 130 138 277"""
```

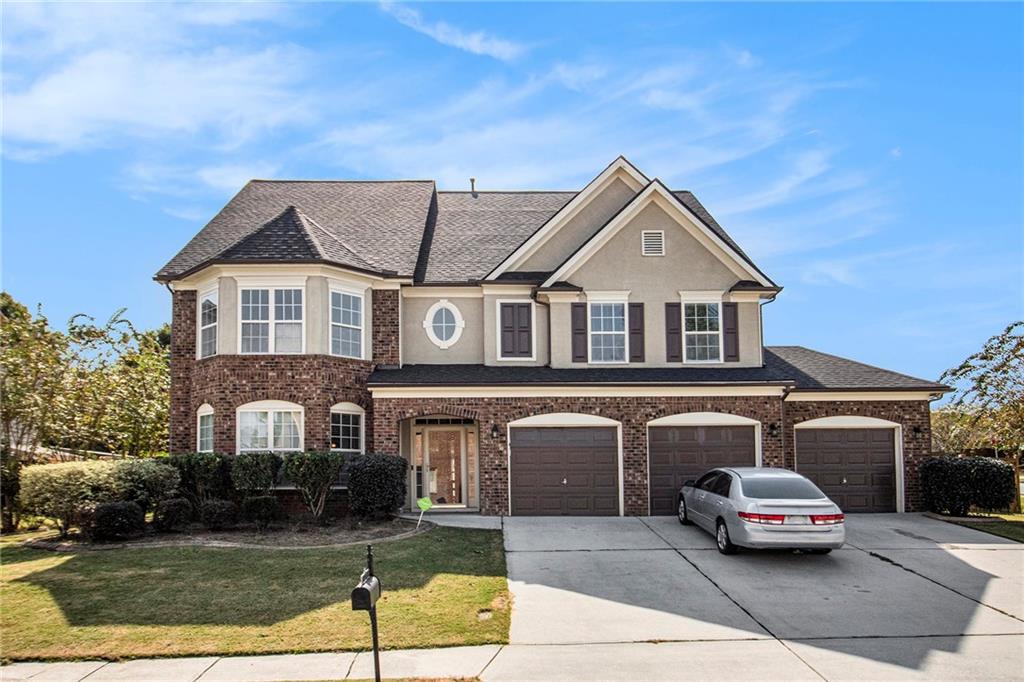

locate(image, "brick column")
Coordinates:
372 289 401 367
169 290 196 454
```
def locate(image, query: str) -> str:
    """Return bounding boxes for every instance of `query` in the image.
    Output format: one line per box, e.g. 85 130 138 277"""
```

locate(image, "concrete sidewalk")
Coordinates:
5 636 1022 681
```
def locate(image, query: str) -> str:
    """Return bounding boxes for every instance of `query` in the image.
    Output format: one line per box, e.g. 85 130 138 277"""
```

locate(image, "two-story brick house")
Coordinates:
158 157 948 517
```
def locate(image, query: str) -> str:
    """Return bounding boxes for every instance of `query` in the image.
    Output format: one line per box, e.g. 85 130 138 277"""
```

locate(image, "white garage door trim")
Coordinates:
506 413 624 517
645 412 763 516
794 416 904 513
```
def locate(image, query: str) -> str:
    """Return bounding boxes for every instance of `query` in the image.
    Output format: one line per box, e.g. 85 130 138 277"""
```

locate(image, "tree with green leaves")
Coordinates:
940 321 1024 455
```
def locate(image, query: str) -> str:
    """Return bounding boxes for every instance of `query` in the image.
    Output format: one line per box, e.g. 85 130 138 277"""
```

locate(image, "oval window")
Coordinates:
432 307 456 341
423 300 465 349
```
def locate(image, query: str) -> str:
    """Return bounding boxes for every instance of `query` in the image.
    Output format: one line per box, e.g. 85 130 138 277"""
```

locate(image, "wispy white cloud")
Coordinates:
197 162 280 191
379 2 526 61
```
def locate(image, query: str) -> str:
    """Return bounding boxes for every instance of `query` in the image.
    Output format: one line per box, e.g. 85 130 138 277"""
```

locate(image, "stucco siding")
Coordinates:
401 295 485 364
517 177 636 272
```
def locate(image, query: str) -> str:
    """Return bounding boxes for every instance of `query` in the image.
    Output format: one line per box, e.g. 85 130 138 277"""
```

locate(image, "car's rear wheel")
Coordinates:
677 496 691 525
716 519 738 555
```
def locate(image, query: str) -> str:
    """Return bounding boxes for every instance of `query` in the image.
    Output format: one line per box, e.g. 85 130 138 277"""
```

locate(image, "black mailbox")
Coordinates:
352 569 381 611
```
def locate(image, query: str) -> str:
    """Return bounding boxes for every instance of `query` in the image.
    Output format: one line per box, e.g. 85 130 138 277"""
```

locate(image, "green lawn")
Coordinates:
0 527 509 661
951 513 1024 543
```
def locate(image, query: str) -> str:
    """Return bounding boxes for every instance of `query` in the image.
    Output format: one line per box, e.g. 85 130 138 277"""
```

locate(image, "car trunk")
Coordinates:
752 499 840 530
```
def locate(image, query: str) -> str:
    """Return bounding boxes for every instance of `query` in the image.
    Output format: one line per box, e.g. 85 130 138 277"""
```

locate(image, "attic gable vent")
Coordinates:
641 230 665 256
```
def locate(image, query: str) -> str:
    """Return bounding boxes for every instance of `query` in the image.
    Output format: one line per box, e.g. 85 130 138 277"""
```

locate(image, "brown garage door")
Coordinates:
510 427 619 516
796 428 896 513
648 426 756 515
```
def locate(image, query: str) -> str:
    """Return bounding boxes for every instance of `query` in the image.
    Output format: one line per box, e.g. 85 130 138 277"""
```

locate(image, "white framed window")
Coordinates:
683 301 722 362
330 402 365 454
198 289 218 358
197 404 214 452
589 302 627 363
236 400 303 453
330 289 364 359
239 287 303 354
641 230 665 256
423 299 465 349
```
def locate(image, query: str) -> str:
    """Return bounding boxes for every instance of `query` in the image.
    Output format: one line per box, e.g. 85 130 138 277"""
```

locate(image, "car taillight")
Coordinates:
737 511 785 525
810 513 845 525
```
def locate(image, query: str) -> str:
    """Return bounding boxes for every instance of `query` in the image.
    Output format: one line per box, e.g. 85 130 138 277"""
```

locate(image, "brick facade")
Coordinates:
171 290 933 516
372 396 787 516
372 289 401 367
783 399 932 512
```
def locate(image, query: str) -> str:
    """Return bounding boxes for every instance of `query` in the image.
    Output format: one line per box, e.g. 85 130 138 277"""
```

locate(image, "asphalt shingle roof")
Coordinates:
366 346 948 392
156 175 769 285
157 180 435 280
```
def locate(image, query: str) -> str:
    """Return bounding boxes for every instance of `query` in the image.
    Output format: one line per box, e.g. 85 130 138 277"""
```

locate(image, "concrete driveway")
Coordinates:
497 513 1024 680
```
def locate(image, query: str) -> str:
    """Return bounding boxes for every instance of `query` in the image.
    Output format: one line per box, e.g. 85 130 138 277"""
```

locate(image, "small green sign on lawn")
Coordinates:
415 497 433 528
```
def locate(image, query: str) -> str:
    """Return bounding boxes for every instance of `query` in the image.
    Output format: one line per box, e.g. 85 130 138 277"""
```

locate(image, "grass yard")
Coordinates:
951 513 1024 543
0 527 509 661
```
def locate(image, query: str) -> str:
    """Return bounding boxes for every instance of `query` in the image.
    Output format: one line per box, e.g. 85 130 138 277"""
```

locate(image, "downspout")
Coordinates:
781 385 793 468
531 289 552 366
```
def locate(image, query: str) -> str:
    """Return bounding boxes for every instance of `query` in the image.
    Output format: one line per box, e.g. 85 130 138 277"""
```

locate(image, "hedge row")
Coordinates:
921 456 1016 517
19 452 408 538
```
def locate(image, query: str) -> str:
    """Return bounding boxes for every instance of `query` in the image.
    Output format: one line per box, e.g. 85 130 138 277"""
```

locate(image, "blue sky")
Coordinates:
3 2 1021 385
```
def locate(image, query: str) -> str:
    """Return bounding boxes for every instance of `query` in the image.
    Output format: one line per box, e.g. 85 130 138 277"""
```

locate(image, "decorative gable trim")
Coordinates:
540 180 773 289
484 156 648 280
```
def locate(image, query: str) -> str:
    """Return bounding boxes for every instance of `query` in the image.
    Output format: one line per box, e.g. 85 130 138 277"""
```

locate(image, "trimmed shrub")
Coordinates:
348 453 408 519
91 501 145 541
153 497 193 533
19 461 118 536
921 457 973 516
111 459 180 513
200 499 238 530
283 451 344 523
168 452 233 508
242 495 280 532
231 452 282 496
970 457 1016 512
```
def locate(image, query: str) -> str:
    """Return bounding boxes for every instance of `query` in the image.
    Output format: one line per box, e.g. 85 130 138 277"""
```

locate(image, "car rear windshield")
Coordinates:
740 477 825 499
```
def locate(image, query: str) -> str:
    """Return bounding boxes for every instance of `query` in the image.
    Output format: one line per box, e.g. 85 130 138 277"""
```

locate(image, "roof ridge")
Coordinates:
297 209 378 271
249 179 435 184
288 206 328 260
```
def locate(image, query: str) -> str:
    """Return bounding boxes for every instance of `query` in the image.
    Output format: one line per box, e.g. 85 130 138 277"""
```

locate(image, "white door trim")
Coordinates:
794 416 904 513
506 413 624 517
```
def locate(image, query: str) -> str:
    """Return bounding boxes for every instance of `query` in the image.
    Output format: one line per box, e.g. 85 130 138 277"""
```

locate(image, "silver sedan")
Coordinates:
677 467 845 554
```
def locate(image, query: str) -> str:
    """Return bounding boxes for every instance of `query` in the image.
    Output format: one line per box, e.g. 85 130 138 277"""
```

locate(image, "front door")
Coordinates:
422 428 466 506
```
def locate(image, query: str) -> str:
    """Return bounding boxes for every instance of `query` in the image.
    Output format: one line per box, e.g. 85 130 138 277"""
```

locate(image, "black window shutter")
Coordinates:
723 302 739 362
500 303 533 358
571 302 587 363
665 302 682 362
629 302 644 362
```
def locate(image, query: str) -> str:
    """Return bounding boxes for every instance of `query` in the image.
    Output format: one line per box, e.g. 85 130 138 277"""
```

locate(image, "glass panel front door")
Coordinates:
426 428 463 505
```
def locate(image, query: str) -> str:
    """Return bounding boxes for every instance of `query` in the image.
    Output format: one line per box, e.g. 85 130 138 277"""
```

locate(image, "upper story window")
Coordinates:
198 289 218 358
237 400 303 453
331 290 364 359
197 404 214 452
423 299 465 349
684 302 721 362
589 302 627 363
240 287 303 354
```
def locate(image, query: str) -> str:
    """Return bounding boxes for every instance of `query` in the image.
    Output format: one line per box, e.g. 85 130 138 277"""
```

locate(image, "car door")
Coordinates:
691 472 721 531
706 472 734 524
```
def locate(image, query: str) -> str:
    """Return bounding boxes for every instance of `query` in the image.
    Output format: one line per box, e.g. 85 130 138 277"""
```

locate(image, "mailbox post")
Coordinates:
351 544 382 682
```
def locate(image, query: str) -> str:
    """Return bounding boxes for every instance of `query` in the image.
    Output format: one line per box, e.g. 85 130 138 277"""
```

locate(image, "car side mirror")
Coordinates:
683 480 695 488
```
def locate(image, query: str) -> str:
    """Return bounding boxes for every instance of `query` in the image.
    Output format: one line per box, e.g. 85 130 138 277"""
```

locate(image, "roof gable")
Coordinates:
541 180 775 288
484 156 648 279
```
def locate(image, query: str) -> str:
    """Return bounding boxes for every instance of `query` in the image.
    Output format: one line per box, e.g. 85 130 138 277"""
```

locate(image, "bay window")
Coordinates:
330 402 364 454
330 290 363 359
240 287 303 354
199 289 218 358
236 401 303 453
